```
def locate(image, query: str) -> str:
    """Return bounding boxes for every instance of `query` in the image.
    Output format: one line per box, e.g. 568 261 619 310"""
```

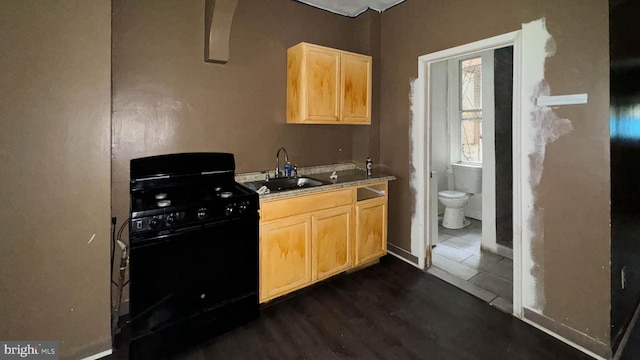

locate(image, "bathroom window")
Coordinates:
460 57 482 164
447 51 492 166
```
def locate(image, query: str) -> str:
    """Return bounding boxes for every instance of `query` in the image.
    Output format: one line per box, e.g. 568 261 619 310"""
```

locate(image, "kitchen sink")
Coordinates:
245 176 327 193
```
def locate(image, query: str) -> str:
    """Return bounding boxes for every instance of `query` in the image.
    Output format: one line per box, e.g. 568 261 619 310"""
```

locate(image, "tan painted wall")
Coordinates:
380 0 610 355
0 1 112 359
111 0 379 301
351 11 382 168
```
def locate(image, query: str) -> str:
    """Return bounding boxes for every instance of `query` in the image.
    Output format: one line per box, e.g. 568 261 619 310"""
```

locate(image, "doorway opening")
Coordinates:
412 30 523 317
427 47 514 312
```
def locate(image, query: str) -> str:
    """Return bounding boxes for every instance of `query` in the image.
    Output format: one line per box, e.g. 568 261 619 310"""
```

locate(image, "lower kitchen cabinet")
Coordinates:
260 215 312 301
259 183 388 303
313 205 352 281
355 196 387 266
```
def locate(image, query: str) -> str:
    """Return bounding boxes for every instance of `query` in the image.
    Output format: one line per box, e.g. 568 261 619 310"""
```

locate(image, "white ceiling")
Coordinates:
295 0 406 17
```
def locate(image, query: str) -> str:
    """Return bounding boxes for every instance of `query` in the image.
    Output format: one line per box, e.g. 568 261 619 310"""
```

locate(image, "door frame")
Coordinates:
413 30 523 317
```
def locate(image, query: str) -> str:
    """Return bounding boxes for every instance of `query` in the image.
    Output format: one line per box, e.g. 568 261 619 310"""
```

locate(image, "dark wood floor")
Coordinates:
113 256 593 359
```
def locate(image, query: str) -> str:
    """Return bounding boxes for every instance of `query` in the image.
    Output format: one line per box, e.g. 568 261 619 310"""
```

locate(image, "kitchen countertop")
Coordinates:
236 163 395 201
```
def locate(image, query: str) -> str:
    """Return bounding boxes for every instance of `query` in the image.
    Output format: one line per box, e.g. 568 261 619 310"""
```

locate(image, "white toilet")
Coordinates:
438 163 482 229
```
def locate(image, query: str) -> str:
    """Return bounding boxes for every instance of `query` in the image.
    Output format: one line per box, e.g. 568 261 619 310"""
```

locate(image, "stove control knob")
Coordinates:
225 203 235 216
149 218 159 228
197 208 207 220
238 202 247 214
166 214 176 226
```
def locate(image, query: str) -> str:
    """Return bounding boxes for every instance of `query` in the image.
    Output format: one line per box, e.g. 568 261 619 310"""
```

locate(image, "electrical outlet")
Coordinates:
622 266 627 290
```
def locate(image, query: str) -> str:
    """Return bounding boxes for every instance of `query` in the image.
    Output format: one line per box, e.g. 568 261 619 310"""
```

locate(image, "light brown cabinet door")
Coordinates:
305 47 340 122
312 205 353 281
260 215 312 302
287 43 340 124
355 197 387 266
341 52 372 124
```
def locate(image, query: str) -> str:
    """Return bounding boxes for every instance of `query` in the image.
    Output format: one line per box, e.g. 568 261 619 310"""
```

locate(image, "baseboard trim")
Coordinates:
60 336 112 360
465 208 482 220
387 243 420 269
523 307 610 359
495 243 513 259
81 349 112 360
480 242 513 260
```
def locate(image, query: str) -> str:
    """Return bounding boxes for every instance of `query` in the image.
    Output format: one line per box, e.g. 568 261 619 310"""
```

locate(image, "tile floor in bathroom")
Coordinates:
427 218 514 314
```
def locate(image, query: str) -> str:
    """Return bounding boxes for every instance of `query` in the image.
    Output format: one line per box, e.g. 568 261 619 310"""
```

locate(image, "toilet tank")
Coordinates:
451 163 482 194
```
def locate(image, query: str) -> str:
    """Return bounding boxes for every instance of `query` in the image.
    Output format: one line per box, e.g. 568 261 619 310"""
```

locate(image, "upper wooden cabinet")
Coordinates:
287 42 372 125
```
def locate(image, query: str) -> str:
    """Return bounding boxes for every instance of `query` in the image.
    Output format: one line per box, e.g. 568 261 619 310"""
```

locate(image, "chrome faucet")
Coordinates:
275 147 289 178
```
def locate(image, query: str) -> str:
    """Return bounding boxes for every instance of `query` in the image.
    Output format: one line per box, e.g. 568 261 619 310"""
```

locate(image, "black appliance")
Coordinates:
128 152 259 357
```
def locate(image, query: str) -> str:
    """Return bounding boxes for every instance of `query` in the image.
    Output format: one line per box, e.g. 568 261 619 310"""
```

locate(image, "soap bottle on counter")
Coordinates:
366 157 373 177
284 161 292 178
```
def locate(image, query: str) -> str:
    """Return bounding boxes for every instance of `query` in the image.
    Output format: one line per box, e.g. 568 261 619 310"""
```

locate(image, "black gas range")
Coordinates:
129 153 259 240
128 152 259 358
